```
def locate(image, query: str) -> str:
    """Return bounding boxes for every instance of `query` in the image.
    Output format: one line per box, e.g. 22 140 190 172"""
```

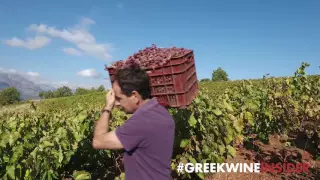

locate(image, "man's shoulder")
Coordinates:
133 98 174 124
139 98 172 115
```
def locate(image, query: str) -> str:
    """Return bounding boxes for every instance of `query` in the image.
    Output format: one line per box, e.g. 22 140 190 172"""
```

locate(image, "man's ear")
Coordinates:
131 91 140 104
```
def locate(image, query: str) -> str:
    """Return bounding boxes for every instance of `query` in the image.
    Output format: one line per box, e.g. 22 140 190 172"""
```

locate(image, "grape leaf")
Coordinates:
188 113 197 127
213 109 222 116
180 139 189 148
245 112 254 126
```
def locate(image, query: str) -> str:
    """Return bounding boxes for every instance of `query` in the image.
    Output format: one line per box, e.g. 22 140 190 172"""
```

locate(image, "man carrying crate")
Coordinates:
92 65 176 180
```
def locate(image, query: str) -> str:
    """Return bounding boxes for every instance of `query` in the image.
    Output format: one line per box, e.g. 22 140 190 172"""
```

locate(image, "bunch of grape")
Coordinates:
110 60 124 68
109 44 192 70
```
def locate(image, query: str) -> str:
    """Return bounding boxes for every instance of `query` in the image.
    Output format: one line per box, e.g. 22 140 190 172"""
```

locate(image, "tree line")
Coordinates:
0 85 106 106
39 85 105 99
0 67 228 106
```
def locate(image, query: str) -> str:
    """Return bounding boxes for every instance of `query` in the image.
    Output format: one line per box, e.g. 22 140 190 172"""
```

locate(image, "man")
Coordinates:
92 66 176 180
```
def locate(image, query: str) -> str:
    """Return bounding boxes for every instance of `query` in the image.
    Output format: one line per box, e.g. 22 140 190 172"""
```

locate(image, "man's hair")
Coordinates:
114 65 151 100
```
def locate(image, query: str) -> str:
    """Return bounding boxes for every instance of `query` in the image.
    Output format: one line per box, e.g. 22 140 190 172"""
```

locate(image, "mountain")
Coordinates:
0 72 56 100
37 84 56 92
0 82 9 89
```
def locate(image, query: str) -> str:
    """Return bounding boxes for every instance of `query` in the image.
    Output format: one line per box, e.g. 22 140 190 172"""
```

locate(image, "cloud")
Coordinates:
77 68 102 79
0 68 42 80
26 71 40 77
62 48 82 56
0 67 43 85
4 36 51 50
0 68 17 74
28 17 113 60
77 43 112 59
28 24 95 44
78 17 95 28
1 67 55 87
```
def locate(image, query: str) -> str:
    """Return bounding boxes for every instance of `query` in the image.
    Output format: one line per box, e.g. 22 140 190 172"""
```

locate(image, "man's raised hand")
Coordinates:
106 89 115 110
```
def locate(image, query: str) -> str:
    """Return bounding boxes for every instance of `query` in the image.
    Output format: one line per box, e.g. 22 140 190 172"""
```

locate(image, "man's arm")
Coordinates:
92 90 123 150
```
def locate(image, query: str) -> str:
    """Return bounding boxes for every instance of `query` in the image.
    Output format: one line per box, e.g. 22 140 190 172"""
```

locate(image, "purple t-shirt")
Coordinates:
115 98 175 180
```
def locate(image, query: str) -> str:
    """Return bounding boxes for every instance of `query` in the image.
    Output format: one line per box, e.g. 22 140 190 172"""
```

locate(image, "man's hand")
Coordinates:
106 89 115 110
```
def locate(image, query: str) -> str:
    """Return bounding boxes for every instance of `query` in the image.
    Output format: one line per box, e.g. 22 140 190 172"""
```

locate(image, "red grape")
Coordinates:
108 44 192 70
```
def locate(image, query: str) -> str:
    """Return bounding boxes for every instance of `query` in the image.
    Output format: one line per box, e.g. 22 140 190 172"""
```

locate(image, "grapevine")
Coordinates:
0 63 319 180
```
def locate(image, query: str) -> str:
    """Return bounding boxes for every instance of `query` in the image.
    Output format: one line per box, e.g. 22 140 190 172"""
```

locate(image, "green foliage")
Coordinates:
73 171 91 180
39 92 44 99
170 89 240 179
211 67 229 82
0 91 125 179
96 85 105 92
39 90 54 99
0 106 90 179
200 78 210 82
54 86 73 98
200 74 319 98
221 63 320 145
0 62 319 180
75 88 90 96
0 87 20 105
37 92 106 112
39 85 106 100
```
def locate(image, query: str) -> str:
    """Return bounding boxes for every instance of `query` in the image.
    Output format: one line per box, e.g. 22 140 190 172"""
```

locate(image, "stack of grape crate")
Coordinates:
105 44 198 108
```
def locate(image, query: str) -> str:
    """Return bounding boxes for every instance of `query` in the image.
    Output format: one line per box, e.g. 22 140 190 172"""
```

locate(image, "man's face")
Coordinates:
112 81 137 114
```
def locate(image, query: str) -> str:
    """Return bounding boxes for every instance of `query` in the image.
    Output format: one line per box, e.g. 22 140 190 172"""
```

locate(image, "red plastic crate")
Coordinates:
105 51 198 108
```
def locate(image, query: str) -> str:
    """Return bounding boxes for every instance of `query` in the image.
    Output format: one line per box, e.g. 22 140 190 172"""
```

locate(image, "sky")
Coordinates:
0 0 319 89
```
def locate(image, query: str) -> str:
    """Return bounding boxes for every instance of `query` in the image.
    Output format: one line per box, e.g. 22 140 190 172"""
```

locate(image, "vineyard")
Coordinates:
0 62 320 179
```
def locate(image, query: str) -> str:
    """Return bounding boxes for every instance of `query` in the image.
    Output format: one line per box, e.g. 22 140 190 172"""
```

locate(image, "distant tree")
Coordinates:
212 67 229 81
39 92 45 99
75 88 89 96
89 87 96 93
0 87 20 105
200 78 210 82
39 90 55 99
54 86 73 98
45 90 54 99
97 85 105 92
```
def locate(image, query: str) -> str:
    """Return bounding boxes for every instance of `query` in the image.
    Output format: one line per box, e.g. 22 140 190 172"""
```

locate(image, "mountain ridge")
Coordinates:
0 72 56 100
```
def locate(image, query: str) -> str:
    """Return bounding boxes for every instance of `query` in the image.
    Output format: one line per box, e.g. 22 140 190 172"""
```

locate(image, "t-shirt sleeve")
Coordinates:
115 116 146 152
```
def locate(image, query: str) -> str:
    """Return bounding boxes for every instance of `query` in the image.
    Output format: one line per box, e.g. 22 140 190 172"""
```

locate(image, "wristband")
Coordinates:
101 108 111 114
